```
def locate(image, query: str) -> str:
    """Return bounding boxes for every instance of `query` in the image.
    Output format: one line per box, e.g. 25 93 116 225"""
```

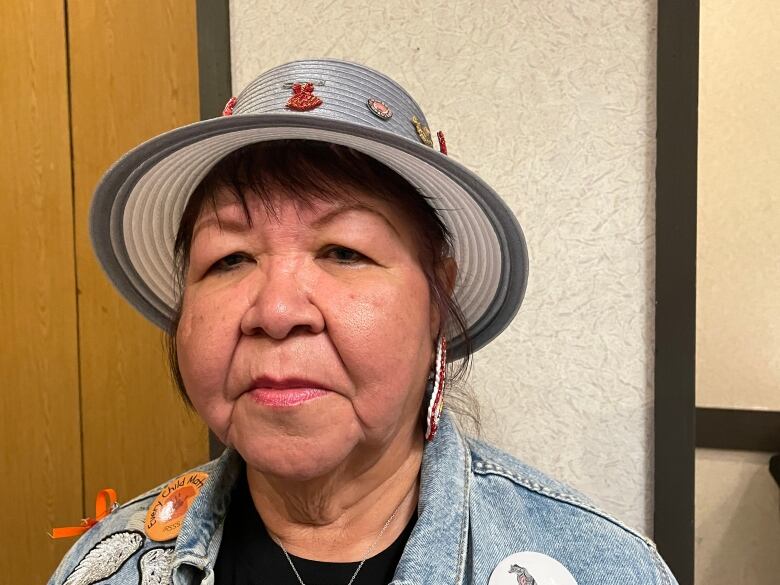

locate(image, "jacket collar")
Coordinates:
171 447 242 583
171 412 471 585
390 412 471 585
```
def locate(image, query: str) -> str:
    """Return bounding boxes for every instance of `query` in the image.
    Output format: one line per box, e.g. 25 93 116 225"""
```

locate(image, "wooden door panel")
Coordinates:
0 1 82 581
67 0 208 512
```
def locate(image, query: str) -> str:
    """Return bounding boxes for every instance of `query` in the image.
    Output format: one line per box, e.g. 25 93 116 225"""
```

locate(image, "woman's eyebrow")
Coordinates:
191 201 401 237
192 205 250 237
309 202 400 236
192 214 249 238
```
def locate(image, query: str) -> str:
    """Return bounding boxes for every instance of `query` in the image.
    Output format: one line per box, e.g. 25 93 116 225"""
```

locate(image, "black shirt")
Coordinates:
214 474 416 585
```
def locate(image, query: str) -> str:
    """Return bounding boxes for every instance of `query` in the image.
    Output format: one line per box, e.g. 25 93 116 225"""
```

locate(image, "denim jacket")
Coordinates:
49 413 678 585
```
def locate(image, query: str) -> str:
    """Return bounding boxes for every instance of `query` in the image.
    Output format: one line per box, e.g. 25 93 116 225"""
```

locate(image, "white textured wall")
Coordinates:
230 0 656 533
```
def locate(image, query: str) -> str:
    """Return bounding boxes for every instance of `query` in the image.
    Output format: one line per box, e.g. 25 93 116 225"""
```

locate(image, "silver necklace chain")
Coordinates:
274 503 402 585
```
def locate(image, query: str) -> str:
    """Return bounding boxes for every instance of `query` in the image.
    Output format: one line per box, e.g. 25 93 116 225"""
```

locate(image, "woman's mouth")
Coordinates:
246 378 330 407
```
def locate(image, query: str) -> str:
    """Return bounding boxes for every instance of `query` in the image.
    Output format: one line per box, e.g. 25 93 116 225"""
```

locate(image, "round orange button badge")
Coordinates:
144 471 208 542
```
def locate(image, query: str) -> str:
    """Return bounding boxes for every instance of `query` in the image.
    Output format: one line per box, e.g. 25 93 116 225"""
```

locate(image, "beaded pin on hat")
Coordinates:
285 82 323 111
411 115 434 147
367 98 392 120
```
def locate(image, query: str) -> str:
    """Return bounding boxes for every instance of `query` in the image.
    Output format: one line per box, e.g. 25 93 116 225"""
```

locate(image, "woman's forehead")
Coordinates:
191 182 407 238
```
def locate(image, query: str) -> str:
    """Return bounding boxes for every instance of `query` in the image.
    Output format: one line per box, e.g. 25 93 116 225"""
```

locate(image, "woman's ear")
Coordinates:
440 256 458 296
430 257 458 338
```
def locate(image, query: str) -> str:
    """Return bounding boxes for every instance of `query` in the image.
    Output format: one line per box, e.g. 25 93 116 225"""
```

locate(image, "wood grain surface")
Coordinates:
0 1 83 582
67 1 208 513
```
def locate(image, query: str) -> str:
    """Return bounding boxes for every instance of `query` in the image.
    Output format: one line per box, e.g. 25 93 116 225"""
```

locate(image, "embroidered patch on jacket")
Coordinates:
139 547 175 585
126 509 148 532
63 531 144 585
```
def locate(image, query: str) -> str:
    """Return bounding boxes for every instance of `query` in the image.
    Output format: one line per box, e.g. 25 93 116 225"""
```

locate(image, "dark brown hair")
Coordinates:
166 140 476 424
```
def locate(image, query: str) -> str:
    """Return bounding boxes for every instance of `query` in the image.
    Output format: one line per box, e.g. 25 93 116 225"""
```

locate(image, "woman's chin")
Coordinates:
226 401 365 481
237 435 362 482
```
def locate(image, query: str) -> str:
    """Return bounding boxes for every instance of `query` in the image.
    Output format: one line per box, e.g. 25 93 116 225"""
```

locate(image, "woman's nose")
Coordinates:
239 259 325 339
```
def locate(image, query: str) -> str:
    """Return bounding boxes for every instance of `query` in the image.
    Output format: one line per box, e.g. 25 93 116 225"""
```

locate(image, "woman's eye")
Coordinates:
322 246 366 264
210 253 250 272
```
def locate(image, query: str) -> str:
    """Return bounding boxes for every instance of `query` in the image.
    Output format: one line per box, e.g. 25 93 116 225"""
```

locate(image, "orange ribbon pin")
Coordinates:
50 488 118 539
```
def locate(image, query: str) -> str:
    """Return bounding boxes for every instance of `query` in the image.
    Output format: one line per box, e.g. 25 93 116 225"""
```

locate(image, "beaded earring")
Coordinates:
424 335 447 441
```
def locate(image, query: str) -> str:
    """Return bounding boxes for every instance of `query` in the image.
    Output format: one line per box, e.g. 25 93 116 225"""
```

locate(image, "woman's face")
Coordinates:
176 182 439 480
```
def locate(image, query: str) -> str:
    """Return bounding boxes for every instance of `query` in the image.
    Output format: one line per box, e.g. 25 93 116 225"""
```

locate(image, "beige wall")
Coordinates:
230 0 657 533
697 0 780 411
696 1 780 583
695 449 780 584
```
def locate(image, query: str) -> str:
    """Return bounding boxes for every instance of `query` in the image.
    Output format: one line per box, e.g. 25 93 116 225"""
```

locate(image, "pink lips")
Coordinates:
246 378 329 407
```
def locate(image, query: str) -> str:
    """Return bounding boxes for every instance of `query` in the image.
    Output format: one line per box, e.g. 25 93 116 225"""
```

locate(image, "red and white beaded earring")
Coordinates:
424 335 447 441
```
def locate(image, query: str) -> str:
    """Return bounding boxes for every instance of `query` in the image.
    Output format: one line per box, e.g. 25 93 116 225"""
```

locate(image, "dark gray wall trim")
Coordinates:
696 407 780 452
654 1 699 584
197 0 232 120
195 0 232 459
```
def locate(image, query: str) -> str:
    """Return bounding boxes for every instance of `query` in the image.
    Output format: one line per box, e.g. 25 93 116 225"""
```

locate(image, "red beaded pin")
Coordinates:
286 83 323 111
437 130 448 155
222 96 237 116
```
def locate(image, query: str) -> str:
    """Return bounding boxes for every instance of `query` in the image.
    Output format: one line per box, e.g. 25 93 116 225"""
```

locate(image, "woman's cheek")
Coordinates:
326 277 432 393
177 294 239 403
177 324 235 439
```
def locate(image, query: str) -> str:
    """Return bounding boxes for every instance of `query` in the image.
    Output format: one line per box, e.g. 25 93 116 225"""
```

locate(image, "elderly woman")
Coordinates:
50 60 677 585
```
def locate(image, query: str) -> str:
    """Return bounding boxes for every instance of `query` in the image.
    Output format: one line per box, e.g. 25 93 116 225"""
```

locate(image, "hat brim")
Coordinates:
90 113 528 360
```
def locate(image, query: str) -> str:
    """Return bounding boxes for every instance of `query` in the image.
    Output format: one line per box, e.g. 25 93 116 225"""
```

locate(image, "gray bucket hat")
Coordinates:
90 58 528 360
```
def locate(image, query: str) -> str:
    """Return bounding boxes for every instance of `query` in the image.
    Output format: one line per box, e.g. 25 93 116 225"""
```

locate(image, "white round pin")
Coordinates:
488 551 578 585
